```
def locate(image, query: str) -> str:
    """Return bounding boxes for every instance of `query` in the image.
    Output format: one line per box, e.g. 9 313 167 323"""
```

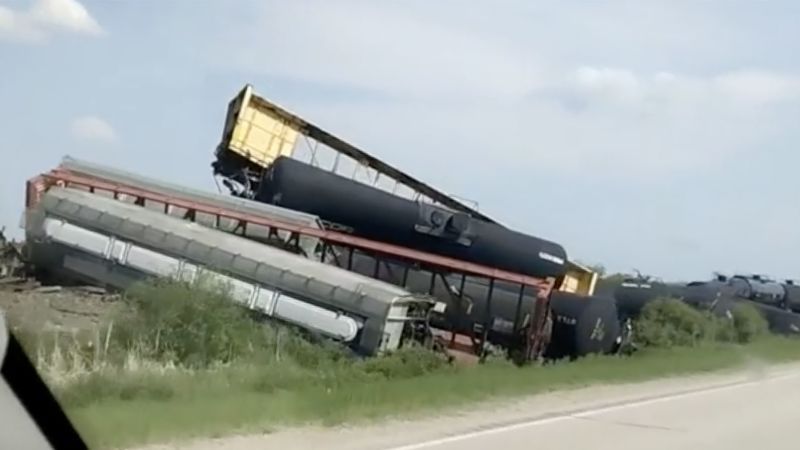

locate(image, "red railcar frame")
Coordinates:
26 169 555 361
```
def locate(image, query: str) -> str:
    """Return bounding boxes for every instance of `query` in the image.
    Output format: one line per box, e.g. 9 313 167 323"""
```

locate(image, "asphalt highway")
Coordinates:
386 369 800 450
134 364 800 450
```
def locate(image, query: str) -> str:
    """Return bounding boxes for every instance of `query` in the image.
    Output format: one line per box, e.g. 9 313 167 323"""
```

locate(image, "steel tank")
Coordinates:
333 252 620 357
612 279 675 319
711 297 800 336
728 275 786 307
546 292 621 359
462 277 621 358
678 279 733 308
782 281 800 313
256 157 568 279
755 303 800 335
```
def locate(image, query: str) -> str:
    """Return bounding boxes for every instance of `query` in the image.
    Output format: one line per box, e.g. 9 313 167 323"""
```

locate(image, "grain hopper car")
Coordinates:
23 80 616 361
56 156 325 257
49 158 612 360
24 187 444 356
26 164 556 361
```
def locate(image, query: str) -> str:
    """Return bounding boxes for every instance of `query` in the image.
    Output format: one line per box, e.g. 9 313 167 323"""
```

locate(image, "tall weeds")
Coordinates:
633 297 769 348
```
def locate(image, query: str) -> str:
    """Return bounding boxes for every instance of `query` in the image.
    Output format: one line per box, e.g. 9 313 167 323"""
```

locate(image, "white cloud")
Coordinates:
561 66 800 115
200 1 800 182
215 0 541 101
206 0 800 180
572 67 644 105
30 0 103 35
70 116 117 143
286 64 796 185
209 0 800 111
0 0 102 43
0 5 45 43
713 70 800 105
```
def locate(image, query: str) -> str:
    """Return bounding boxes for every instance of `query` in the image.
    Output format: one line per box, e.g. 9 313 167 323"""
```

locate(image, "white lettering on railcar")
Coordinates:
538 252 565 265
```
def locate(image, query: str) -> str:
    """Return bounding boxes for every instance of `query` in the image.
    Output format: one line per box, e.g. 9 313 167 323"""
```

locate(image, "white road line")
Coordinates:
384 371 800 450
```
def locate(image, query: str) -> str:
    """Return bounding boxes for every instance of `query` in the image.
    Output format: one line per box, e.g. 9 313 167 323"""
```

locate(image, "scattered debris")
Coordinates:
12 280 41 292
32 286 62 294
0 288 120 332
0 227 24 279
75 286 108 296
0 277 25 286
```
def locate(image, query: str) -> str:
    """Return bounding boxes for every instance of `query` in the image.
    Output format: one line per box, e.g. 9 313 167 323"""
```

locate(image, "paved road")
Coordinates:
137 365 800 450
388 370 800 450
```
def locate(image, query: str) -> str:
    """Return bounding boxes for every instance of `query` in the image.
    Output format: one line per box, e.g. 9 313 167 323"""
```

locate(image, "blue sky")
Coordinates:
1 0 799 281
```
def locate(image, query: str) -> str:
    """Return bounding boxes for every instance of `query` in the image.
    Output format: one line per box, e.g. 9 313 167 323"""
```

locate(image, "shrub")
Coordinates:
271 325 354 369
730 303 769 343
39 277 464 409
361 345 450 380
633 297 773 348
55 370 177 408
109 277 271 368
246 362 322 393
634 298 721 348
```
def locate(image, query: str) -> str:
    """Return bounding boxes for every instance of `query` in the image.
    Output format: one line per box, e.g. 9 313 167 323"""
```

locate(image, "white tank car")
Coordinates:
25 187 438 356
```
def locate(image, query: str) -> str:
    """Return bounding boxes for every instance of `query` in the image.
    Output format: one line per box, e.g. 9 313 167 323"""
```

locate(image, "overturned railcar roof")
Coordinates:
26 187 435 355
57 155 325 257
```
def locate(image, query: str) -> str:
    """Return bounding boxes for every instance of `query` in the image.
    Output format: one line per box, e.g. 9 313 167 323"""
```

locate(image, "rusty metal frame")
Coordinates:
26 170 555 359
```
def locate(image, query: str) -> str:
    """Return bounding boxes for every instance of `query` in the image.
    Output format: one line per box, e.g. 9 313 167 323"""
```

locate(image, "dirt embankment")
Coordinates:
0 283 119 333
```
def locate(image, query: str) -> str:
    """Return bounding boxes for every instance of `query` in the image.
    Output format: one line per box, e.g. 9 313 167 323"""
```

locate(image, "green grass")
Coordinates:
63 336 800 449
25 280 800 449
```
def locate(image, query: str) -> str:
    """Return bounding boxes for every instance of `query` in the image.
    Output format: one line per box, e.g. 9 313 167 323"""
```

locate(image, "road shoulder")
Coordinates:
132 360 800 450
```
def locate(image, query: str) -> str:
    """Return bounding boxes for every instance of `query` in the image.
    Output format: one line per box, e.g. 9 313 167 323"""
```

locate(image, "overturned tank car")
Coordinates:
256 156 569 280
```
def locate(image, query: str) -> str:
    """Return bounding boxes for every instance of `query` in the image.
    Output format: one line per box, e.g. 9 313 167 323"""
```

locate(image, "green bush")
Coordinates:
271 325 354 369
109 277 451 371
55 370 177 408
633 298 773 348
730 303 769 343
360 345 451 380
634 298 723 348
110 277 269 368
246 362 322 393
48 277 456 402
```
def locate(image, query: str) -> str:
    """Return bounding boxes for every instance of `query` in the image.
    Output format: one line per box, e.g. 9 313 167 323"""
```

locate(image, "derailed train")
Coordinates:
328 251 621 358
24 186 441 356
257 156 569 280
46 156 624 360
32 157 616 362
251 156 624 358
610 274 800 335
208 84 624 359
